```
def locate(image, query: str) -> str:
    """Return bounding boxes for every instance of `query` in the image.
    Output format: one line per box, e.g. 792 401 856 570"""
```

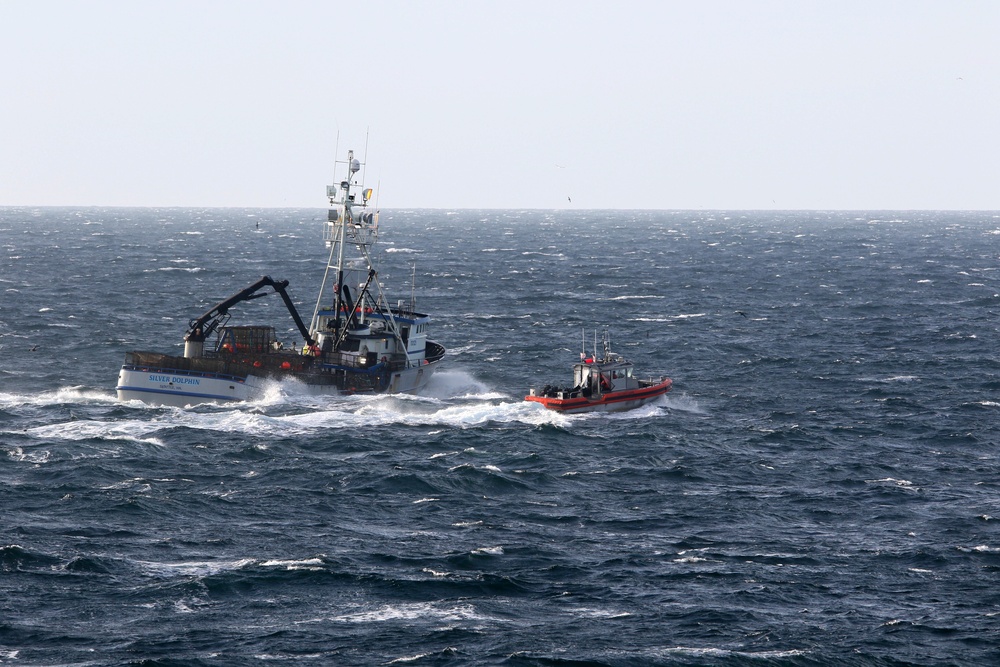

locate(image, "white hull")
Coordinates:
116 362 440 408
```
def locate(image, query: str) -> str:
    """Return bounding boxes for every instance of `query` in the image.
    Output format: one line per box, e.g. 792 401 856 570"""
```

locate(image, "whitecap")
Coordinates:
143 266 205 273
421 568 450 577
23 419 166 447
3 446 51 464
134 557 255 578
865 477 919 491
260 557 324 570
605 295 665 301
389 653 436 664
326 601 488 624
866 375 921 383
471 546 503 556
573 607 633 619
652 647 807 659
173 600 198 614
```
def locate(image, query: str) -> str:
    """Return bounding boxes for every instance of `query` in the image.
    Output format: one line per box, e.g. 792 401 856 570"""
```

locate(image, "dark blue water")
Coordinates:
2 207 1000 666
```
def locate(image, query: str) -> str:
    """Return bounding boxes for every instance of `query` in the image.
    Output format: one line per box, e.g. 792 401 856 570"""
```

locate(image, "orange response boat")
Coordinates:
525 331 672 414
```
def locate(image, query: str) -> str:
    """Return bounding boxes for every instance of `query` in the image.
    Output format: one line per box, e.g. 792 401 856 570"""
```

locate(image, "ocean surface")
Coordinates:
2 207 1000 666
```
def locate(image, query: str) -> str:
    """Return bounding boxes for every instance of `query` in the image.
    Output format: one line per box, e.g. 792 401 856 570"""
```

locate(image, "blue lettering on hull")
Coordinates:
149 374 201 386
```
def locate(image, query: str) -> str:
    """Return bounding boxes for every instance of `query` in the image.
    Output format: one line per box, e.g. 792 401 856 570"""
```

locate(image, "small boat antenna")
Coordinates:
332 131 340 184
361 128 370 189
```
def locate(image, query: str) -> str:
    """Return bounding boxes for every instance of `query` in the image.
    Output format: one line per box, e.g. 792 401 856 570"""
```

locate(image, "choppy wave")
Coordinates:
3 208 1000 665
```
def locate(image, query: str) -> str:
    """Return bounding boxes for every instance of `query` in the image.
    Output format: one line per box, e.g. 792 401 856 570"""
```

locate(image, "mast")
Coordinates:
333 150 358 336
410 263 416 313
311 150 358 335
309 148 416 367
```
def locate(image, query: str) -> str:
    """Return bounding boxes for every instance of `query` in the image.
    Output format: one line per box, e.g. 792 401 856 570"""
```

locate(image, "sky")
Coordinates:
1 1 998 210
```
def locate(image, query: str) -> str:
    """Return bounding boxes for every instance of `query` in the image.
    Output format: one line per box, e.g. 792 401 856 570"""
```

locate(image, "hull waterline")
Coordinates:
117 357 443 407
525 378 672 414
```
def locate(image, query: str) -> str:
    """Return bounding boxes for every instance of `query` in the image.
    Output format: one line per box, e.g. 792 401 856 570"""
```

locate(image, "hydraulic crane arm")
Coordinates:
184 276 314 346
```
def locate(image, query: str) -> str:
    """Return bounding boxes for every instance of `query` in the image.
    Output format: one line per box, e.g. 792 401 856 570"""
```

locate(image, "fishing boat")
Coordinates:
525 330 671 413
116 150 446 407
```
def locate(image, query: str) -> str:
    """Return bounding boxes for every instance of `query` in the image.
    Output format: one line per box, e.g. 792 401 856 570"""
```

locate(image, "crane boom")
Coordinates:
184 276 313 346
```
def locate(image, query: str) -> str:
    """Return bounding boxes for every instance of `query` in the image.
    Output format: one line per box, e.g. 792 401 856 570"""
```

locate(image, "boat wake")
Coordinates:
0 386 117 407
3 368 683 450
